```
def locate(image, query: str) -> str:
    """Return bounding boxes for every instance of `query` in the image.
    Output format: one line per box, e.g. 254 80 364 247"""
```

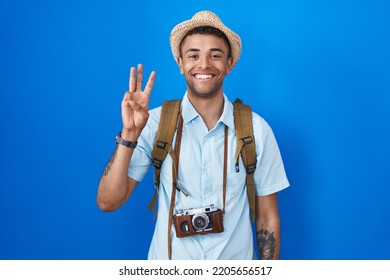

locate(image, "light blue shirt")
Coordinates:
128 93 289 260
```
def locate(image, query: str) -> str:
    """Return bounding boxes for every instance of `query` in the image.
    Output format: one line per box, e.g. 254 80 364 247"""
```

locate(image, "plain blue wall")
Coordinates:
1 0 389 259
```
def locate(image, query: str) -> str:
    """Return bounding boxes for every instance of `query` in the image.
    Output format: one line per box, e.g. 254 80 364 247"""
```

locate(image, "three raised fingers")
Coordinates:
128 64 156 93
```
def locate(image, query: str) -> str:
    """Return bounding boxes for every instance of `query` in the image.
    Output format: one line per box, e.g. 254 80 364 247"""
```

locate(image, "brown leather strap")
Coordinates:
222 125 228 213
168 114 184 260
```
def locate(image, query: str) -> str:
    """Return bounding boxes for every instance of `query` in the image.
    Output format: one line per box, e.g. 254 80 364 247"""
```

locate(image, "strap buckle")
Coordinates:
246 162 257 174
156 140 168 149
153 158 163 169
153 141 169 169
241 136 253 145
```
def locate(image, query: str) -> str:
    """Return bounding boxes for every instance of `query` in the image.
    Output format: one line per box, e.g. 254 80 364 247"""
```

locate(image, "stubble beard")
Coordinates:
186 78 224 99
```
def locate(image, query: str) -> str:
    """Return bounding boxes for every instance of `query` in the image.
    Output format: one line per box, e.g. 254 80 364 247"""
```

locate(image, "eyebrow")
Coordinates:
185 48 225 54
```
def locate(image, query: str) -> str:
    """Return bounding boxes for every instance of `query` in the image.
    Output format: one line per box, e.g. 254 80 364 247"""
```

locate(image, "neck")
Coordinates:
187 92 225 130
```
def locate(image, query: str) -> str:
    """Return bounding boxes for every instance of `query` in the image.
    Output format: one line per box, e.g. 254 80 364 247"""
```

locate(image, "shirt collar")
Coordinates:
181 92 235 130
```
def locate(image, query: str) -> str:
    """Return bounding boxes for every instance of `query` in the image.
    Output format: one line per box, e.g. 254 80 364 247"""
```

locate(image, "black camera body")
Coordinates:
173 204 224 238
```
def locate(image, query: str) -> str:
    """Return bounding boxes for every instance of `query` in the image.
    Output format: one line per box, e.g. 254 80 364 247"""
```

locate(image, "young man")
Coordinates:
97 11 289 260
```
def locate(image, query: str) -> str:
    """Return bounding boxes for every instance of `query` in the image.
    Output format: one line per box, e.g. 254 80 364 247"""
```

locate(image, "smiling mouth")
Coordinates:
194 74 215 80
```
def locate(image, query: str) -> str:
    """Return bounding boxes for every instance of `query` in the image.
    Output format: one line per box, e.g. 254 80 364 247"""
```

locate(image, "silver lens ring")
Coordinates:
192 213 210 231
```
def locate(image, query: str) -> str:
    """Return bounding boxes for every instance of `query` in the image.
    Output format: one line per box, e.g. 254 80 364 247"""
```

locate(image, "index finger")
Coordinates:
144 71 156 96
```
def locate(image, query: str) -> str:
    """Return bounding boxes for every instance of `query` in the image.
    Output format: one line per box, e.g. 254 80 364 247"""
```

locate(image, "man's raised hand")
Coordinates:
121 64 156 140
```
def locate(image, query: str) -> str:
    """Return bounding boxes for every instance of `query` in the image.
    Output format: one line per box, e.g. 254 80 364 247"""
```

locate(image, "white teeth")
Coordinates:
195 74 213 80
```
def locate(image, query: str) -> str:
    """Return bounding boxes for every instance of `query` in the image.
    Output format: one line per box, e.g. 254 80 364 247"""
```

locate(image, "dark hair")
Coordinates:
179 26 232 58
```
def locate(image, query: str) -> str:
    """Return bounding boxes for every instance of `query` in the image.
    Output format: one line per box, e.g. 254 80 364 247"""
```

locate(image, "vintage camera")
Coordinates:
173 204 224 238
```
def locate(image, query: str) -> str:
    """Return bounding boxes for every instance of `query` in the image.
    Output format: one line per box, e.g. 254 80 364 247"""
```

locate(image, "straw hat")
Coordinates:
170 11 242 68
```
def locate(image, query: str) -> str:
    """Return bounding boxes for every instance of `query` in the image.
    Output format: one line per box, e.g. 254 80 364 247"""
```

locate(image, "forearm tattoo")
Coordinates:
103 147 118 176
257 228 276 260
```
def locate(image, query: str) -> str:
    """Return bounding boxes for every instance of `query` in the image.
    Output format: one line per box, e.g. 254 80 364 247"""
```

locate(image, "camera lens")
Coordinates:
192 213 210 231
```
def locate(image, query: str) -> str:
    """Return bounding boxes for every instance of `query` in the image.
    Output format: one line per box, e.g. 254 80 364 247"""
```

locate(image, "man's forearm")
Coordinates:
97 143 135 211
256 222 280 260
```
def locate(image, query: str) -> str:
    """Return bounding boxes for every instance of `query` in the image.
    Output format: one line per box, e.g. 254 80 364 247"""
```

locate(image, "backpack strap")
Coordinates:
147 100 181 212
233 99 257 222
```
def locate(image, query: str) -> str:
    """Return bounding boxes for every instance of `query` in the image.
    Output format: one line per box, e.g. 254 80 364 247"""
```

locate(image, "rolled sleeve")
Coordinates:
252 114 290 196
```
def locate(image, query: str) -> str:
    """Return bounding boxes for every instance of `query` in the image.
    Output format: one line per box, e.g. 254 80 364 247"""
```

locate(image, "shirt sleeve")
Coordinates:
127 107 160 182
252 113 290 196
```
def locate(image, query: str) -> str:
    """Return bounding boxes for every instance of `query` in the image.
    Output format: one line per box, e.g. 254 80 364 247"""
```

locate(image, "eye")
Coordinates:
211 53 222 59
187 53 198 60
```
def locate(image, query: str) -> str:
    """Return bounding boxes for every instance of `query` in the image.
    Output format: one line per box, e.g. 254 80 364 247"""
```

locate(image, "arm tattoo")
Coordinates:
257 227 276 260
103 147 118 176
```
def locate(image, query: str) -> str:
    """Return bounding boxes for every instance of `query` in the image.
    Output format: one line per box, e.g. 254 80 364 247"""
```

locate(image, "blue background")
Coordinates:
1 0 389 260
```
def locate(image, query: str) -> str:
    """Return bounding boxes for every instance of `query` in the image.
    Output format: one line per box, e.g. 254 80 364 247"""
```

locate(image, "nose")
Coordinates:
198 55 211 69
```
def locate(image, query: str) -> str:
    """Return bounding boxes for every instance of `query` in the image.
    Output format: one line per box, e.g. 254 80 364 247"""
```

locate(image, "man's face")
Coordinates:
178 34 233 99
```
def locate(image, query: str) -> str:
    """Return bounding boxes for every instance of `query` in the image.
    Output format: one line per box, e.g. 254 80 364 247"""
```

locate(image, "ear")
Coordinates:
225 56 234 75
177 56 184 74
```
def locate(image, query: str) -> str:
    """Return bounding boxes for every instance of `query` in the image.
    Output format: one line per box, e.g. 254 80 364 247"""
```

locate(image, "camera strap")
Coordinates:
167 114 228 260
